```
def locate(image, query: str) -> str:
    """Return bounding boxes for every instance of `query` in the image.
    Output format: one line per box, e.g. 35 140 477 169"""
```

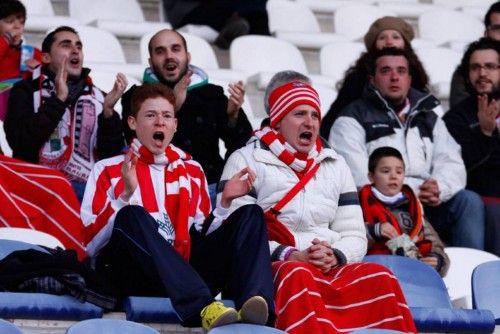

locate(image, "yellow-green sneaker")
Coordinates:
238 295 269 325
200 301 238 330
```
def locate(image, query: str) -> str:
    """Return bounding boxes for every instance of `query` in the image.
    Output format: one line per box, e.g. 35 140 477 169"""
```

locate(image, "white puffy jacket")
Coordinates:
330 87 465 202
219 140 367 264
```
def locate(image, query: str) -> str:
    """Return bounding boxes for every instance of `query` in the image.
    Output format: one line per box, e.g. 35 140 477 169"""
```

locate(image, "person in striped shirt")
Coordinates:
80 83 274 331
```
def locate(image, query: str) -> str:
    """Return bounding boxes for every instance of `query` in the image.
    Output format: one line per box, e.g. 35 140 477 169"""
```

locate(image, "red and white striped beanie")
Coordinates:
268 81 321 128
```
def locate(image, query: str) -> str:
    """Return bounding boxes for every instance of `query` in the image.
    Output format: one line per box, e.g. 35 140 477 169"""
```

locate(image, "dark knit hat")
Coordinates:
364 16 415 49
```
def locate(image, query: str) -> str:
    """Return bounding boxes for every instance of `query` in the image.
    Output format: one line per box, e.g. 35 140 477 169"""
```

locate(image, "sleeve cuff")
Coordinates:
205 206 230 234
112 195 130 211
332 248 347 266
271 245 297 262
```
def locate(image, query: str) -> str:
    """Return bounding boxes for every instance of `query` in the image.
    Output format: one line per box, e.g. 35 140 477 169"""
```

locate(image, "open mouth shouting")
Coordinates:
153 131 165 147
163 61 178 76
299 131 314 146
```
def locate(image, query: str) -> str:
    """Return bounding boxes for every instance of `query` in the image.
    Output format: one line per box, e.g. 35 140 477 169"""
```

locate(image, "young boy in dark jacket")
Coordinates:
359 146 450 276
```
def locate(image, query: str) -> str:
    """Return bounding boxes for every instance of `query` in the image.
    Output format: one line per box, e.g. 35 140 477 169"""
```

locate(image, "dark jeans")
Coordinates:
95 204 274 326
425 189 485 249
485 202 500 256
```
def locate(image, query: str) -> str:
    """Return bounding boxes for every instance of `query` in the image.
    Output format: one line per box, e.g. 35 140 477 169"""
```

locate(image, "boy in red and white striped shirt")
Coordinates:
81 84 274 330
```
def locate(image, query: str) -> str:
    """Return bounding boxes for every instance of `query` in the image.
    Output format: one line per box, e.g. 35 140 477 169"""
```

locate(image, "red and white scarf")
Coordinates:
254 126 321 177
130 139 193 260
32 66 103 182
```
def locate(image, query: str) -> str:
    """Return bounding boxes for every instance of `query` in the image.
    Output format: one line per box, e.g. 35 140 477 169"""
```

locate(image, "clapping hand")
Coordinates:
227 80 245 119
120 150 138 202
220 167 256 208
103 73 128 118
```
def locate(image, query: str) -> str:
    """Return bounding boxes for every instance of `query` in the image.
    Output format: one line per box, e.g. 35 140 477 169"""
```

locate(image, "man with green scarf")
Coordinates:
121 29 252 207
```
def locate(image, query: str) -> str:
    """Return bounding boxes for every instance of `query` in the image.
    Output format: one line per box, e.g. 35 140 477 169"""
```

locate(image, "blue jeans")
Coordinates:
70 180 86 203
208 183 217 209
425 189 485 249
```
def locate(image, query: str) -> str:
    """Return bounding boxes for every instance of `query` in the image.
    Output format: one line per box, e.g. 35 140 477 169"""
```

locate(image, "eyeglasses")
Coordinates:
488 24 500 31
469 63 500 72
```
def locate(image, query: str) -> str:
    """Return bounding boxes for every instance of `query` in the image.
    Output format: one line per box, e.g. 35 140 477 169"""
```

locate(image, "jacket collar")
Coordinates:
363 84 440 115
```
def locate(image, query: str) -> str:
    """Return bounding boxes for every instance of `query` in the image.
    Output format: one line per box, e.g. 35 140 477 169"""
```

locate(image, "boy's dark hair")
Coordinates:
42 26 78 53
130 83 176 118
0 0 25 20
484 1 500 28
368 146 404 173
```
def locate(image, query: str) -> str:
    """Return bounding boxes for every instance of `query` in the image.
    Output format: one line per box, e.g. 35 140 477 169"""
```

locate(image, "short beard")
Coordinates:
156 63 189 89
488 84 500 100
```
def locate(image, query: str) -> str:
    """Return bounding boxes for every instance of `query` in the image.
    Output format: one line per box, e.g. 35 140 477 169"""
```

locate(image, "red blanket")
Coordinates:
0 155 86 259
272 261 417 333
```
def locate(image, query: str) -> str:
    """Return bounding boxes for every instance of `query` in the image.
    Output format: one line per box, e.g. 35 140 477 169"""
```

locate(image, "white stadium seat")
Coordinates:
267 0 349 49
21 0 79 33
320 41 365 83
68 0 170 39
333 4 396 40
418 9 483 46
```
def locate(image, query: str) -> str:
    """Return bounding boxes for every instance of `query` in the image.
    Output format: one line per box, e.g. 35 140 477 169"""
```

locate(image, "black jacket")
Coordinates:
121 83 252 184
5 68 124 164
444 96 500 197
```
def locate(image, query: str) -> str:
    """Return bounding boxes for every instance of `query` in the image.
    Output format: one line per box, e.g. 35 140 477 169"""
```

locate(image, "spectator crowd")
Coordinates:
1 0 500 333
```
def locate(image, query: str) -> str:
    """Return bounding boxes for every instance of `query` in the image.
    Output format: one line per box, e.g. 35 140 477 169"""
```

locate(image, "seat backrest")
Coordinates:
418 9 483 44
208 323 286 334
363 255 452 308
314 83 337 117
472 260 500 323
320 41 364 81
433 0 494 7
415 47 462 84
21 0 55 16
0 239 49 261
230 36 307 76
66 319 159 334
140 31 220 70
267 0 321 33
0 319 22 334
444 247 499 309
0 227 65 250
68 0 144 24
334 5 396 40
75 25 126 64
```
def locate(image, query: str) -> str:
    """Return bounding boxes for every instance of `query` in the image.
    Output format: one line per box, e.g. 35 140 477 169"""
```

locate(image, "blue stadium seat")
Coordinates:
124 296 234 323
66 318 159 334
208 323 286 333
0 239 103 321
0 292 103 320
0 319 22 334
472 260 500 324
363 255 495 333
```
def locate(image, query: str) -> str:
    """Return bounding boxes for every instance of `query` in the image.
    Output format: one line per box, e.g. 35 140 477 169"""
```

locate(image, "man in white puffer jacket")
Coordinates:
217 71 417 334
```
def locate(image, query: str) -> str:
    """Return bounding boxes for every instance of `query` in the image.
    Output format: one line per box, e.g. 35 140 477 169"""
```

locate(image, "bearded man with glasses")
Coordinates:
444 37 500 256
